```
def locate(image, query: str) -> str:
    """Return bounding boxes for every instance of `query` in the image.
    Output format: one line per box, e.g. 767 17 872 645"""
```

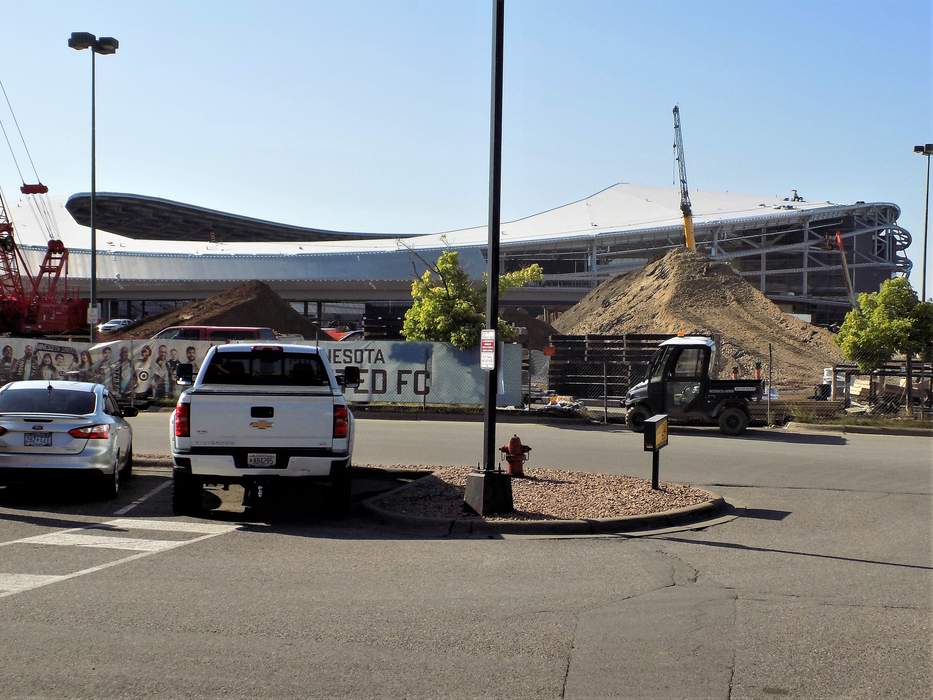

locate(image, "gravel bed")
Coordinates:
369 466 714 521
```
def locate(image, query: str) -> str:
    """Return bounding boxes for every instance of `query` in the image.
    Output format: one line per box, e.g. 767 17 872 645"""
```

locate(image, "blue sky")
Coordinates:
2 0 931 293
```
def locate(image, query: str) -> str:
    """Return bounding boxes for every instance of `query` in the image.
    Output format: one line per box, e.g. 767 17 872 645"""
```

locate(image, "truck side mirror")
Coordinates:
175 363 194 386
341 366 361 389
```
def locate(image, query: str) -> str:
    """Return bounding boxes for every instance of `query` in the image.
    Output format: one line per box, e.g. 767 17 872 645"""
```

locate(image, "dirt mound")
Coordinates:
552 249 843 388
501 308 560 350
116 281 320 340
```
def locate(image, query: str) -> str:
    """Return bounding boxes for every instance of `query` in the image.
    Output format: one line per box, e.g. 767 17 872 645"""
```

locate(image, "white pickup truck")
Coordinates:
170 343 360 514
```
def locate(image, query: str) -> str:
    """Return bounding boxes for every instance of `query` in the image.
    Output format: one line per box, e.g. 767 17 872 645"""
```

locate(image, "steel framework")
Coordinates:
503 202 909 324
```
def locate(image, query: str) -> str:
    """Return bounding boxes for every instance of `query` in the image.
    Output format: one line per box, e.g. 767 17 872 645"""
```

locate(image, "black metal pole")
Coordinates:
652 452 659 490
482 0 505 472
89 49 97 342
922 154 929 302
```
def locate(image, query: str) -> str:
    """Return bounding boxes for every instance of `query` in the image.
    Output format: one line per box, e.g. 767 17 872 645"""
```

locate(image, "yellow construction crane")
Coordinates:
672 105 696 250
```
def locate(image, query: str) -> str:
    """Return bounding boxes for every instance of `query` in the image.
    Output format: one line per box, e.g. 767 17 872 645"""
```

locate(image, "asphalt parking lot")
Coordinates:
0 416 930 698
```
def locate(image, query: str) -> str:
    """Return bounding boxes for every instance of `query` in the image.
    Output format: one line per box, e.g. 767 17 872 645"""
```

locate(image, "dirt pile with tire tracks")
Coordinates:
552 248 844 388
114 281 320 340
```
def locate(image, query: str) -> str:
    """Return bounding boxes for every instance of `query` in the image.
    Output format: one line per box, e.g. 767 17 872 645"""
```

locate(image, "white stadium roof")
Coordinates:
11 182 856 256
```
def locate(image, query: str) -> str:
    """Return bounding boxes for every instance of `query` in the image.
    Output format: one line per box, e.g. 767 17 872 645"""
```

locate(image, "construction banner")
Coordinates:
0 338 522 407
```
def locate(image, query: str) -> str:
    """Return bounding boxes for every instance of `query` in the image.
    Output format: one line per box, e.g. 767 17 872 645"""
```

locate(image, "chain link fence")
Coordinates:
796 362 933 423
536 334 932 426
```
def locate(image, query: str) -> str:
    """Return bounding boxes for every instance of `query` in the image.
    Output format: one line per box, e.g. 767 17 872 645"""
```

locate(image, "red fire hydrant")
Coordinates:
500 434 531 477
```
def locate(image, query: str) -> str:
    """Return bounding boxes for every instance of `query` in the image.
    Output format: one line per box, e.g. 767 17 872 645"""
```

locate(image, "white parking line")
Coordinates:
0 573 66 595
113 480 173 516
16 532 181 552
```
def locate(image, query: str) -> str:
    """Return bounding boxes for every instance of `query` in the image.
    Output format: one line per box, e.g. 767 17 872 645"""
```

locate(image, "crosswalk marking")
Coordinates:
17 532 181 552
0 573 66 595
0 517 240 600
100 518 237 535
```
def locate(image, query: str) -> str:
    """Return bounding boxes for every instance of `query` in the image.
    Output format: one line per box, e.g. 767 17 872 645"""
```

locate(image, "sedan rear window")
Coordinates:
0 388 97 415
202 351 329 387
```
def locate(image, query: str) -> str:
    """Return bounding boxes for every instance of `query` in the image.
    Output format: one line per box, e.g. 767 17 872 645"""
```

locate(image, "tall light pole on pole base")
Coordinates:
68 32 119 343
464 0 513 517
914 144 932 302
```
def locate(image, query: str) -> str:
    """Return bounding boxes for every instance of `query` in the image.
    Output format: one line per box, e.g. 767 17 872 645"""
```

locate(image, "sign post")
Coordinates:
464 0 513 517
643 414 669 490
480 329 496 370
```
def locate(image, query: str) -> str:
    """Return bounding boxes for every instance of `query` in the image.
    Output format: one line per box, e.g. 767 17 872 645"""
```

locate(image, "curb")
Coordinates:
784 421 933 437
134 454 172 469
350 409 590 425
361 483 726 535
132 407 592 424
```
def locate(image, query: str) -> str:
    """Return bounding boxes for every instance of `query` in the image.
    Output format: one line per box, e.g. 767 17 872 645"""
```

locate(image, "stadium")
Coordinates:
10 181 911 326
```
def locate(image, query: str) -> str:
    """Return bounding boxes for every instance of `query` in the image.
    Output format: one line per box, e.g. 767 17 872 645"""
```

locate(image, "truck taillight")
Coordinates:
175 403 190 438
333 405 349 439
68 424 110 440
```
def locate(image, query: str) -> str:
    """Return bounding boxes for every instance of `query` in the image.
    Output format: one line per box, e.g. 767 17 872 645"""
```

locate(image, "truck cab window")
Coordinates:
671 348 706 379
650 348 671 383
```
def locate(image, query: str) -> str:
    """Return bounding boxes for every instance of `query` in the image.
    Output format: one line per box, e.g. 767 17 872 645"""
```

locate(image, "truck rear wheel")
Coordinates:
718 407 749 436
626 405 651 433
172 471 201 515
328 470 352 516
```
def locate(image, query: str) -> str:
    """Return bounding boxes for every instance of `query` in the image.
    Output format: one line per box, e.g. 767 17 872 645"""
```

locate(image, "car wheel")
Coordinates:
718 406 749 436
120 447 133 479
172 471 201 515
99 460 120 500
626 405 651 433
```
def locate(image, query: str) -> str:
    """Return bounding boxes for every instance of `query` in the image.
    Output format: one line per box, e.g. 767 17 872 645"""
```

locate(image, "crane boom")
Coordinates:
673 105 696 250
0 188 30 328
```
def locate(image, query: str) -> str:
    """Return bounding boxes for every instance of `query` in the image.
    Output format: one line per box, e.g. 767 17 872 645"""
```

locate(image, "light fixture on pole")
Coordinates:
69 31 119 342
914 144 932 301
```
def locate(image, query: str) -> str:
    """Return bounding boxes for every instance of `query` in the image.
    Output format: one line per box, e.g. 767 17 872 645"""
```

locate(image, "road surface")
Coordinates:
0 415 929 698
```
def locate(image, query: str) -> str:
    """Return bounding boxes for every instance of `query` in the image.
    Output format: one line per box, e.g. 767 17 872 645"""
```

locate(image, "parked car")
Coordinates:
0 381 137 498
170 343 360 514
97 318 136 334
152 325 276 342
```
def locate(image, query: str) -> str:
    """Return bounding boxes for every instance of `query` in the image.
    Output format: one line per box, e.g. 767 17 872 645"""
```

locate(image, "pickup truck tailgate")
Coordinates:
188 392 334 449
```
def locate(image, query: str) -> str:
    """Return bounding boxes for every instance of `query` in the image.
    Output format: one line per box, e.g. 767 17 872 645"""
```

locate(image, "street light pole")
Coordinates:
914 144 932 301
69 32 118 343
90 48 96 342
463 0 513 517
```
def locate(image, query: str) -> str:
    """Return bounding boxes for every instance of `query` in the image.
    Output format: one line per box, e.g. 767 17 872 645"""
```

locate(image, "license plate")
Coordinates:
24 432 53 447
247 453 276 467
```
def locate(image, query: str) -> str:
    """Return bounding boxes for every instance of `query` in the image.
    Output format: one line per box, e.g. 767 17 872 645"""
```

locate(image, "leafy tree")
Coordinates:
836 277 933 371
402 250 543 349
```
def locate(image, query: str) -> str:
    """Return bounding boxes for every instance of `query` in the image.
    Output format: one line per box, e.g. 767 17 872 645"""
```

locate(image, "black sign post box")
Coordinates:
643 414 669 490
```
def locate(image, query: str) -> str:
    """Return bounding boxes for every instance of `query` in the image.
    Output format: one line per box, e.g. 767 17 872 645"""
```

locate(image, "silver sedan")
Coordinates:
0 381 137 499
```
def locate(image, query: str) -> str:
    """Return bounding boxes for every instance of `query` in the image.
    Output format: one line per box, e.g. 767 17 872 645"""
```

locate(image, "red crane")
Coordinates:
0 79 86 335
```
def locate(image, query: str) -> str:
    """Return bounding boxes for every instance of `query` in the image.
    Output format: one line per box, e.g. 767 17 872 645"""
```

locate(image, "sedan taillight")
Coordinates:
0 426 7 436
68 424 110 440
333 405 349 439
174 402 190 438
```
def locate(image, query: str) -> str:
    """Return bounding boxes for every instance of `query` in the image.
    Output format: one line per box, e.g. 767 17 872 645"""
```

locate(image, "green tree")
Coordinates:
402 250 543 349
836 277 933 371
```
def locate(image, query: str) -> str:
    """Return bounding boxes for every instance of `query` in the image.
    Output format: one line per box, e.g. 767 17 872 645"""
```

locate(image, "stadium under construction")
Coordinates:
8 181 912 327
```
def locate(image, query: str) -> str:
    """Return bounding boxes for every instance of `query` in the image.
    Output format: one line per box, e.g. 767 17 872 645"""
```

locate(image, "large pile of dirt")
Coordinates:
552 249 843 388
501 308 560 350
116 281 320 340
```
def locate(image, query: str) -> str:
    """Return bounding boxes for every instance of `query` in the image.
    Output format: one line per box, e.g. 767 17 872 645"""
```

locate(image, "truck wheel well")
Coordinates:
714 400 749 417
